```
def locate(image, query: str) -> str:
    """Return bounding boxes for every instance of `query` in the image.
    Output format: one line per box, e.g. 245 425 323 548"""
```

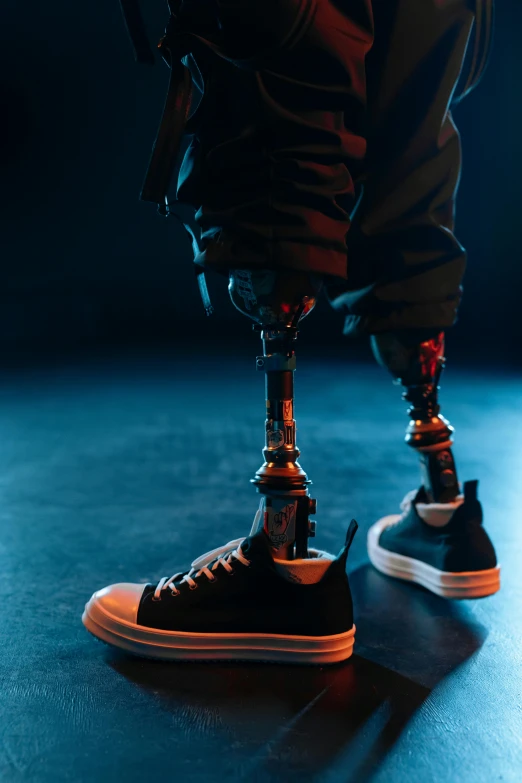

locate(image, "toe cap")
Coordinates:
89 582 148 625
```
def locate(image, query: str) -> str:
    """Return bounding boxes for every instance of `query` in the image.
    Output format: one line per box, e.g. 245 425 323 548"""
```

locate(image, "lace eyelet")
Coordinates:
209 576 217 583
170 589 180 597
189 584 198 591
152 595 161 602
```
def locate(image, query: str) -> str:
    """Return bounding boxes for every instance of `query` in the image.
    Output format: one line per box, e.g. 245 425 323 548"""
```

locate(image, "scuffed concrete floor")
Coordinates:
1 350 521 782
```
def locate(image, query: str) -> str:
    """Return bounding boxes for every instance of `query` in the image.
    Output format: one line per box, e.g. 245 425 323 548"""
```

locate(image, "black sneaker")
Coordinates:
367 481 500 599
82 522 358 664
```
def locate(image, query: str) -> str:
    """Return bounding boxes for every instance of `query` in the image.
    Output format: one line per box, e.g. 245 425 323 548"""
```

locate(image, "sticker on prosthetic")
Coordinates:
283 400 293 421
420 447 458 501
266 415 294 450
263 497 297 550
267 428 285 449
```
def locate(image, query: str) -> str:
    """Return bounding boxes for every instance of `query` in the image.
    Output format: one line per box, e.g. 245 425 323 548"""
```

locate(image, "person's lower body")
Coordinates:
82 260 498 663
82 0 499 663
323 0 500 598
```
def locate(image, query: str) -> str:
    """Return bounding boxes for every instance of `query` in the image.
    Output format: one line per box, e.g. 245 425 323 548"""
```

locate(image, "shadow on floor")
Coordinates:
107 567 487 782
350 565 488 690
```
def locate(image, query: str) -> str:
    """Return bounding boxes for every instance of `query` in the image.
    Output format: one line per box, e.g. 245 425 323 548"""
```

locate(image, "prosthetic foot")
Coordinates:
367 332 500 598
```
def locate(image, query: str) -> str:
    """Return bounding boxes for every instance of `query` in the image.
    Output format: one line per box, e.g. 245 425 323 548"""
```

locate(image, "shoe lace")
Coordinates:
152 537 250 601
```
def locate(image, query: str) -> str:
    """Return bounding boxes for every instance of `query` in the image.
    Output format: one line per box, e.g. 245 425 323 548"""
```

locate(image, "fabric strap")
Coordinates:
140 54 193 206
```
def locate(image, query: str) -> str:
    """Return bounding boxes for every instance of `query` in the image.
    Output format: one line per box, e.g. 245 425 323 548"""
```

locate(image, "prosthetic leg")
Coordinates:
367 330 500 598
371 331 459 503
84 264 359 662
229 269 322 559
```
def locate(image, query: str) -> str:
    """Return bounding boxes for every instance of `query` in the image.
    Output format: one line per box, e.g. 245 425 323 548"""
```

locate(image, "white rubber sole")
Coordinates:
82 597 355 665
367 515 501 599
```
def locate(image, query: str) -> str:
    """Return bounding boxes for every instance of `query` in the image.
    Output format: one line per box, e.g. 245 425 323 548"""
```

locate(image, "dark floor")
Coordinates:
1 350 521 783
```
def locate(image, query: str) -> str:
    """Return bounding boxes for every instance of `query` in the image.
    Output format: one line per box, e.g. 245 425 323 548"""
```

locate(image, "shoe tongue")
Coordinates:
240 529 278 567
416 486 430 504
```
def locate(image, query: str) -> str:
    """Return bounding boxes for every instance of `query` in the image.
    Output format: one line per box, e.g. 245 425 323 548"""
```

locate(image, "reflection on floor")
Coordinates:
0 351 521 782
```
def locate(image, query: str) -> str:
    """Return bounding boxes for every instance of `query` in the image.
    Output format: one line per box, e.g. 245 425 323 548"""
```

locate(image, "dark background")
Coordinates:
1 0 521 362
2 7 521 781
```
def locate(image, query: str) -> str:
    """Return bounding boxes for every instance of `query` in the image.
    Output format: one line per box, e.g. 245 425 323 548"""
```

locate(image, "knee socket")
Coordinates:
370 330 445 386
372 331 453 443
228 269 323 327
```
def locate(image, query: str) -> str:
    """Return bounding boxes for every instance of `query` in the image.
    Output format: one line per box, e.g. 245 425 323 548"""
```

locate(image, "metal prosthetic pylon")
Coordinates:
402 340 459 504
251 318 317 560
372 331 460 504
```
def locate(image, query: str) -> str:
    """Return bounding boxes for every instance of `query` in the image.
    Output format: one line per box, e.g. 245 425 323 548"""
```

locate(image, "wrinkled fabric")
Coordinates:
175 0 475 333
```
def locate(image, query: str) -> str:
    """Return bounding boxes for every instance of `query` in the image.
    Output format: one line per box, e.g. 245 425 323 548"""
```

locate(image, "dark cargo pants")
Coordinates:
177 0 476 334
